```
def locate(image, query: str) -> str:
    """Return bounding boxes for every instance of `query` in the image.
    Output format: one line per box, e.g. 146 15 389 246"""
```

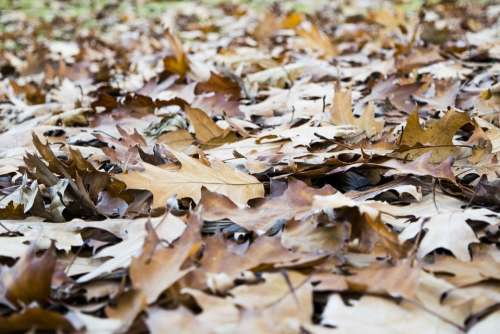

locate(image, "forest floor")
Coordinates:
0 0 499 333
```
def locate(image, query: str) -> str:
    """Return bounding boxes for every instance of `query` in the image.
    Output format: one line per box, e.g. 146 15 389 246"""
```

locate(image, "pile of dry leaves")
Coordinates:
0 0 499 332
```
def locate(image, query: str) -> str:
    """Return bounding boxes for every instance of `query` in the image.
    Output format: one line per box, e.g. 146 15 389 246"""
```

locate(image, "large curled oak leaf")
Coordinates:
1 244 56 307
330 82 384 137
115 149 264 209
399 109 471 162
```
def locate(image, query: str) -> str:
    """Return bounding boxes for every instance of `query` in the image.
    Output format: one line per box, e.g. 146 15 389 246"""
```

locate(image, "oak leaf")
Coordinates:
296 24 337 59
115 149 264 209
195 72 241 101
1 244 56 307
399 109 471 162
400 208 499 261
330 82 384 137
129 220 200 304
163 30 189 79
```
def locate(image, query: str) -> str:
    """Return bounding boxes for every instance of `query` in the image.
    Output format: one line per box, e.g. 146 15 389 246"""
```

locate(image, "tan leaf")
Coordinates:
281 216 349 254
156 129 195 152
399 109 471 162
146 307 212 334
187 235 307 292
199 179 334 232
115 149 264 209
320 294 461 334
424 245 500 286
296 24 337 58
329 82 384 137
105 289 147 333
184 105 226 143
230 272 313 333
130 218 201 304
400 208 499 261
163 30 189 79
346 260 420 299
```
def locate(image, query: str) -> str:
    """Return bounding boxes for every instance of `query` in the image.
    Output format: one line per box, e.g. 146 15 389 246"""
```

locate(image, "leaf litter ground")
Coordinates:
0 0 500 333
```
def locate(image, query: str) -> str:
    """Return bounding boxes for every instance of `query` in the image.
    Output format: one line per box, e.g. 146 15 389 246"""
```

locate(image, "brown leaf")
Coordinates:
184 105 226 143
2 244 56 307
361 213 406 259
187 235 306 291
0 307 73 333
281 215 349 254
163 30 189 79
195 72 241 101
200 178 334 232
424 245 500 286
0 201 25 220
347 260 420 299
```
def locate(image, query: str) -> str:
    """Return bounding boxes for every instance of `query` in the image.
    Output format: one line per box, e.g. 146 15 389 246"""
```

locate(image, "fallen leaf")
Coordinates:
105 289 147 333
130 216 201 304
195 72 241 101
1 244 56 307
330 82 384 137
320 294 461 334
163 30 190 79
399 109 471 162
199 179 334 232
116 149 264 209
296 24 337 58
0 308 73 333
400 208 499 261
146 306 212 334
